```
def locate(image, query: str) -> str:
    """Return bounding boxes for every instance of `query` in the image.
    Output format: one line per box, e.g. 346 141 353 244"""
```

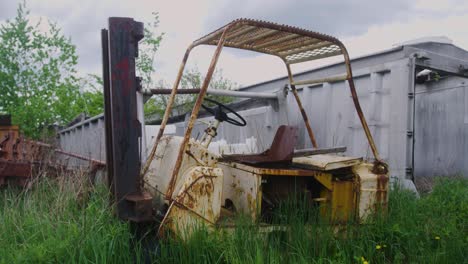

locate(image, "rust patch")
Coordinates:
246 193 257 216
376 174 389 210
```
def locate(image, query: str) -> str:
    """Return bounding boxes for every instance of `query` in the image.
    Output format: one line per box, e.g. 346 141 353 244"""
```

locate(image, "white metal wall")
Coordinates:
414 77 468 177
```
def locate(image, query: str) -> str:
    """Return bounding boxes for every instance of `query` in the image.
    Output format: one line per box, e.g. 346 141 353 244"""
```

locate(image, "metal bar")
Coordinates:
286 64 318 148
271 38 321 53
55 149 106 166
148 88 200 94
235 29 277 46
293 146 347 157
255 34 298 49
225 26 255 41
291 75 348 86
287 49 342 64
32 141 106 166
337 41 382 163
147 88 278 99
140 46 193 177
101 28 114 189
165 27 231 200
207 88 277 99
279 41 330 56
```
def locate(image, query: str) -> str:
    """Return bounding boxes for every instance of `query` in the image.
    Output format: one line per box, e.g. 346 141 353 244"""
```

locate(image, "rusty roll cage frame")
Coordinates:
142 18 385 201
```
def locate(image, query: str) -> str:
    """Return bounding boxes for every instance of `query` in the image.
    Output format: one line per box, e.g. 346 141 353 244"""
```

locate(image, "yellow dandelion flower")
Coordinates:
363 261 369 264
435 236 440 240
376 245 382 250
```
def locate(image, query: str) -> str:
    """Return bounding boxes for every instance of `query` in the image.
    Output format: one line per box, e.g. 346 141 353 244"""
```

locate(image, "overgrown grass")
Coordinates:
0 176 140 263
1 177 467 263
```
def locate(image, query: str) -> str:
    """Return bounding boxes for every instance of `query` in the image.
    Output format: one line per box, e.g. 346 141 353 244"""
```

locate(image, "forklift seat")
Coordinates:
221 125 298 165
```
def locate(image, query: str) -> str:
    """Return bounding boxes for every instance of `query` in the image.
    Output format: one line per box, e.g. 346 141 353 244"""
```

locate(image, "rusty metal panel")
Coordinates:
193 19 342 64
158 166 223 240
221 125 298 164
293 154 362 171
353 163 389 220
217 163 262 220
144 136 219 209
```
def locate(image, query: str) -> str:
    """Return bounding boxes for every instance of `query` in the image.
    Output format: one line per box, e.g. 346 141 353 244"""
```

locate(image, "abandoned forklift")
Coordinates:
101 18 389 240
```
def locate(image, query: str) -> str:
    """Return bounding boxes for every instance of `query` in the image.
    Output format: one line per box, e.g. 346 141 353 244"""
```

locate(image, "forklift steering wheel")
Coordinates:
201 98 247 127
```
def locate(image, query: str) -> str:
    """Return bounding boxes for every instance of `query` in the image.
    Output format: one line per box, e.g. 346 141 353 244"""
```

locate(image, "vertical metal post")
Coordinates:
338 43 381 163
101 29 113 190
285 64 319 148
141 46 193 177
106 17 152 221
165 28 230 200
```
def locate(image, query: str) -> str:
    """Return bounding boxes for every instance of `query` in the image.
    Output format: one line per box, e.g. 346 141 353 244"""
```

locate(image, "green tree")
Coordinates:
137 12 164 90
67 13 165 121
79 74 104 117
179 67 238 111
0 2 83 138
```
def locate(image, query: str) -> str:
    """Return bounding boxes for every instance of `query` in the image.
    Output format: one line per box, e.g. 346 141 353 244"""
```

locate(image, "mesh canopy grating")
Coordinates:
193 19 343 64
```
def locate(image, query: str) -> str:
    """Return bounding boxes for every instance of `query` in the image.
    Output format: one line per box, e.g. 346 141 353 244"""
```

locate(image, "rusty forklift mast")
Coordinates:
101 18 153 222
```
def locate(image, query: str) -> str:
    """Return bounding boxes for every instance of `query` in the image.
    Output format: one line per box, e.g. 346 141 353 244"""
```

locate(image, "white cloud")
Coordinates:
1 0 467 87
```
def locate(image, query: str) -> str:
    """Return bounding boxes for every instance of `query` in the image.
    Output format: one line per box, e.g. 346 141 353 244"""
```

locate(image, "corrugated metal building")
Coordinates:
58 38 468 190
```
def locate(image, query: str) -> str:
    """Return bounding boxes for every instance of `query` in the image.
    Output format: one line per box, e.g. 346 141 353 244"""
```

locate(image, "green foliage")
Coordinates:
1 177 466 263
0 2 87 138
181 67 238 106
79 74 104 117
136 12 164 91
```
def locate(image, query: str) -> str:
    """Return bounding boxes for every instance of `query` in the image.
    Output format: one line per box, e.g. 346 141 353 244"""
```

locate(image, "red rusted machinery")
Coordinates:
0 115 43 186
0 115 106 187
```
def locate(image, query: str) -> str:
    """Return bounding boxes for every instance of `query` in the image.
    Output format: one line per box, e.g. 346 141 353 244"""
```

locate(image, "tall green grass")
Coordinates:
1 176 467 263
0 176 140 263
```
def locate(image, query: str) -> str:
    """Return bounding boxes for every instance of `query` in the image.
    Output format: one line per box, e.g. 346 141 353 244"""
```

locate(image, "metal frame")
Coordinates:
142 18 384 201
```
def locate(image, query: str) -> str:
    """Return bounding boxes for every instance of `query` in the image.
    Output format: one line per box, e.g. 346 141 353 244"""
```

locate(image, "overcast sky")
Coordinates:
1 0 468 87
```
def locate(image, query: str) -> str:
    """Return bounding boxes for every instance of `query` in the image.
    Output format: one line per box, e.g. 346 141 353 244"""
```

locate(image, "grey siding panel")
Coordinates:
58 116 106 168
414 78 468 178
